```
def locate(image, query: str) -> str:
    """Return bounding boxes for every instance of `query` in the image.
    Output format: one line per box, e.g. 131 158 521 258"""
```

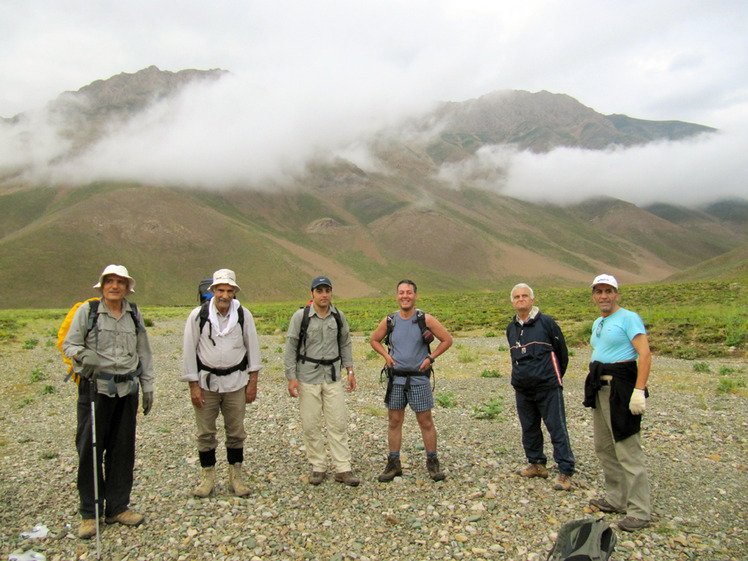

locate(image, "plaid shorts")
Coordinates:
386 382 434 412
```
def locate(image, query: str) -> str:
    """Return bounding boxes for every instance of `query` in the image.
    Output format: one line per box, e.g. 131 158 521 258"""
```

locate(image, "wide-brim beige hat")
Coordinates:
209 269 241 292
93 264 136 293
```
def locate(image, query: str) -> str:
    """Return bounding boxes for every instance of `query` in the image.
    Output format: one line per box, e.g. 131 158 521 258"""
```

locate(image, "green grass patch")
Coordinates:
471 397 504 420
435 391 458 408
29 368 47 383
716 377 747 395
480 369 502 378
693 362 711 373
457 348 478 363
0 279 745 359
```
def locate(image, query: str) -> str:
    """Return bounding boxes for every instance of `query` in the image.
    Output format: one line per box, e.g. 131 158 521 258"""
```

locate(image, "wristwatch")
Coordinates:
426 356 434 364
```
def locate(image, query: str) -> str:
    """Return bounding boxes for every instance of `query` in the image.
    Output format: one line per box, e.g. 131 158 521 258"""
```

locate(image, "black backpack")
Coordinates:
546 519 617 561
295 303 346 380
383 309 433 350
296 303 343 361
198 278 213 305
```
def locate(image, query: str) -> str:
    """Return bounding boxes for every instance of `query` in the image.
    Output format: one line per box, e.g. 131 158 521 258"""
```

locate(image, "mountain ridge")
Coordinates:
0 67 742 308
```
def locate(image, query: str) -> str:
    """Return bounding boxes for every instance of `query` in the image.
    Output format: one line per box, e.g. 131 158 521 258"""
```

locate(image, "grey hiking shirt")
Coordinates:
284 303 353 384
63 298 154 397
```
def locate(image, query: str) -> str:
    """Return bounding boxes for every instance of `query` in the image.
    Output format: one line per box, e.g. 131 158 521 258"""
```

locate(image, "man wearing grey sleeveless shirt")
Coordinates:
370 280 453 482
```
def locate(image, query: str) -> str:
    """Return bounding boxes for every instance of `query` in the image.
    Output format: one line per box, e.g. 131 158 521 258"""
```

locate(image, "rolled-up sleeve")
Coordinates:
181 307 201 383
242 307 263 374
284 309 303 380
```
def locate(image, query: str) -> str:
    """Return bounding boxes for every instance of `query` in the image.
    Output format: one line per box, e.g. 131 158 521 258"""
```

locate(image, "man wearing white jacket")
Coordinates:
182 269 262 497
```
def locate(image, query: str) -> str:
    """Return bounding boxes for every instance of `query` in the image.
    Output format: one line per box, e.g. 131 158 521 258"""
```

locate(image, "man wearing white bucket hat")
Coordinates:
182 269 262 497
63 264 154 539
584 274 652 532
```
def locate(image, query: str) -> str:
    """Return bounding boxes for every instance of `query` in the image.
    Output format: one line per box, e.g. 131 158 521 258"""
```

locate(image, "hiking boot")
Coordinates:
377 456 403 482
334 471 360 487
105 509 144 526
78 519 98 540
194 466 216 498
426 455 446 481
589 497 626 514
518 463 549 478
309 471 327 485
553 473 572 491
228 463 251 496
617 516 650 532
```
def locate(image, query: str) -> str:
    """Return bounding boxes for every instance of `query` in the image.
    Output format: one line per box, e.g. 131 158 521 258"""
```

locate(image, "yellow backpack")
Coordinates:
57 298 99 385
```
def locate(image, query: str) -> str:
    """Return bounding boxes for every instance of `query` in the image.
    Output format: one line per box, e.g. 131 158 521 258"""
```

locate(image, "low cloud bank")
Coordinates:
1 74 745 207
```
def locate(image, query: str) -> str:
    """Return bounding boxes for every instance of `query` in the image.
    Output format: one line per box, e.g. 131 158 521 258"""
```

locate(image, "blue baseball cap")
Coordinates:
311 276 332 289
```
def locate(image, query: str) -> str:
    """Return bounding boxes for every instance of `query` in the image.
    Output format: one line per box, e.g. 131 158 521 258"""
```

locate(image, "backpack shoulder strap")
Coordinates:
331 307 344 349
237 305 245 333
296 304 312 359
415 309 426 330
86 299 100 334
128 302 145 333
383 311 398 349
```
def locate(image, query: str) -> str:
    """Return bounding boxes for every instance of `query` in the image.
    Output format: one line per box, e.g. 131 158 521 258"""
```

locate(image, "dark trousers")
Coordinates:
76 378 138 519
515 385 575 476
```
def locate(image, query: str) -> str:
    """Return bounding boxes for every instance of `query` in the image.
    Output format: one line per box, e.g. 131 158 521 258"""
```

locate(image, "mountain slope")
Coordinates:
0 67 742 308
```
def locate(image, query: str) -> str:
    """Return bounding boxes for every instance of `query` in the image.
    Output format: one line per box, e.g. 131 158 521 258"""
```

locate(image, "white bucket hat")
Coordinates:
209 269 241 292
93 264 136 293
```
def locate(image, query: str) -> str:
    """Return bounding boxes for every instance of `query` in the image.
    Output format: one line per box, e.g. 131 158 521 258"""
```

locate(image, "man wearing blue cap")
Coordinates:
284 276 359 486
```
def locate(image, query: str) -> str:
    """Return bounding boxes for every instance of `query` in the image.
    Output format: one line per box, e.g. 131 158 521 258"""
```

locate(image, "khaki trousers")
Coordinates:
299 380 351 472
194 387 247 451
593 385 651 519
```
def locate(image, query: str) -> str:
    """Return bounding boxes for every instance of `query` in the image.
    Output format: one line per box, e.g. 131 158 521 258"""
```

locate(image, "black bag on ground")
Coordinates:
546 518 617 561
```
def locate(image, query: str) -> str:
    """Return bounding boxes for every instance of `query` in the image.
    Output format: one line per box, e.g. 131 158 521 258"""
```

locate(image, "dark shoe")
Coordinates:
105 509 144 526
617 516 650 532
78 519 98 540
589 497 626 514
334 471 360 487
426 455 446 481
377 456 403 482
309 471 327 485
518 463 549 478
553 473 572 491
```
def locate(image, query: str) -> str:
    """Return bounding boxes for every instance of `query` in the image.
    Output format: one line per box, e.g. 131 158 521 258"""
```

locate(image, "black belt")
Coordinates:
383 367 432 405
298 354 341 381
197 354 248 391
98 362 142 395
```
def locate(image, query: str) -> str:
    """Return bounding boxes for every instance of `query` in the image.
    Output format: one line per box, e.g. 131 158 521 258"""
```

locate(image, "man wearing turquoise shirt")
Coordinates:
584 274 651 533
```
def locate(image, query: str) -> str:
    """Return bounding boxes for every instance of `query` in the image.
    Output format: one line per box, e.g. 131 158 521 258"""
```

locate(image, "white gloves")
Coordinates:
629 388 646 415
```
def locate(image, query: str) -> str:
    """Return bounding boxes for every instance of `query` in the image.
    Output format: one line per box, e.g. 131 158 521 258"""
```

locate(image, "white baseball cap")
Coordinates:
590 274 619 290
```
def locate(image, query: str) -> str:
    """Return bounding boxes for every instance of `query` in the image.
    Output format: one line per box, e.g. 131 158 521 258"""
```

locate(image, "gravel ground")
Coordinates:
1 317 747 561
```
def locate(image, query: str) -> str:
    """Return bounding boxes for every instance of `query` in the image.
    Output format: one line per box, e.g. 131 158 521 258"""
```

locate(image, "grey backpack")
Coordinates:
547 518 617 561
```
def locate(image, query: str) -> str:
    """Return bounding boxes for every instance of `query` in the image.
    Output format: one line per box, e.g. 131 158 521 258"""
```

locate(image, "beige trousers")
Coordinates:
194 387 247 451
593 385 651 519
299 380 351 472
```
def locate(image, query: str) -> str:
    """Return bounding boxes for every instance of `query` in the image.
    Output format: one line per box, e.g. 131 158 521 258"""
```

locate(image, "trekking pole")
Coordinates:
89 380 101 559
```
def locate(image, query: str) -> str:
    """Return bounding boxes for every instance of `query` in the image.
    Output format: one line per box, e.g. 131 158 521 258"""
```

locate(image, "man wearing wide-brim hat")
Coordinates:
63 264 155 539
182 268 262 497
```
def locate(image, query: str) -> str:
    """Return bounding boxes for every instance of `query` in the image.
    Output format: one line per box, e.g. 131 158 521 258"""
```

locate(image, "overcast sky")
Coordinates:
1 0 746 206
